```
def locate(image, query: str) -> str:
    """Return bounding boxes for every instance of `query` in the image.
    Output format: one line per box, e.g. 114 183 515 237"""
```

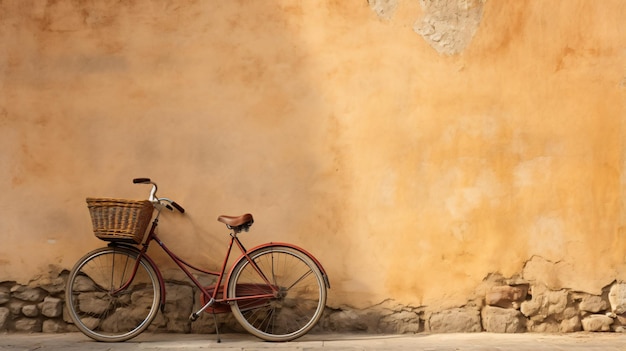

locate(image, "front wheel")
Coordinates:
227 246 327 341
65 246 161 342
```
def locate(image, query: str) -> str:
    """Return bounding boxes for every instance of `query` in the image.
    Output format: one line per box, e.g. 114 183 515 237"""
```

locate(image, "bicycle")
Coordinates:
65 178 330 342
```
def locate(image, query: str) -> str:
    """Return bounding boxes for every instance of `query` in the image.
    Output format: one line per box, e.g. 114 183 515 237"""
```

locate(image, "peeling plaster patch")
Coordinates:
445 186 482 220
378 170 398 206
367 0 485 55
368 0 399 20
444 169 504 220
522 255 562 290
522 255 579 292
414 0 486 55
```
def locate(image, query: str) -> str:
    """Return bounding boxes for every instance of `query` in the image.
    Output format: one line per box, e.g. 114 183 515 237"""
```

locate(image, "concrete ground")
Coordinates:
0 332 625 351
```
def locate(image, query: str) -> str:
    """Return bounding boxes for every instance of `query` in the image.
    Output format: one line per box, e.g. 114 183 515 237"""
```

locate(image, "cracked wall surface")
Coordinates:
1 0 625 332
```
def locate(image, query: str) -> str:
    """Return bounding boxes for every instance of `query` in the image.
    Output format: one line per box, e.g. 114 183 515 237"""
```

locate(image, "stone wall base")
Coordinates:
2 270 625 334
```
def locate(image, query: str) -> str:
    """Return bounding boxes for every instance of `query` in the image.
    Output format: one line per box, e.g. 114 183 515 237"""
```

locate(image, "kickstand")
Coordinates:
212 312 221 343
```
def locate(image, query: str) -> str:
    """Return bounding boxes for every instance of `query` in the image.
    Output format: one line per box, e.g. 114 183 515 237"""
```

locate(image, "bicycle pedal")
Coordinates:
189 313 199 322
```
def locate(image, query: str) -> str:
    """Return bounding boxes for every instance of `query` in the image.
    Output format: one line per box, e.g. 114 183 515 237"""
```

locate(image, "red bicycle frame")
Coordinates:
110 215 329 316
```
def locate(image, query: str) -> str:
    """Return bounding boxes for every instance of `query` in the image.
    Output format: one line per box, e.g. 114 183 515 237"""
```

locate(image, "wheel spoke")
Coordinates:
286 269 313 291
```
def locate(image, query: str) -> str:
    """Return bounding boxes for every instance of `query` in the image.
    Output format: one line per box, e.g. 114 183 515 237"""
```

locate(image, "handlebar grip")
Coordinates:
133 178 151 184
172 202 185 213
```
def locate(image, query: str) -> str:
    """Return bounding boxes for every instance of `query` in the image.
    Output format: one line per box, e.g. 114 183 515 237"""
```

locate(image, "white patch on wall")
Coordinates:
445 169 504 221
378 170 398 206
513 157 552 188
445 186 482 220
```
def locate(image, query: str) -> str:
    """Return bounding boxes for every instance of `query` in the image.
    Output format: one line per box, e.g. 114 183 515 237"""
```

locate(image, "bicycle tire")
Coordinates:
227 245 327 341
65 246 161 342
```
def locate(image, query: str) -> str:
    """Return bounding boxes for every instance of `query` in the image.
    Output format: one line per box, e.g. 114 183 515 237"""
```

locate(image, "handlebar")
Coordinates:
171 201 185 213
133 178 185 213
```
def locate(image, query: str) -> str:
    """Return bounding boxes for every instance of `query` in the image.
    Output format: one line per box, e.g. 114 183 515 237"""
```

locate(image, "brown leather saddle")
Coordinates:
217 213 254 232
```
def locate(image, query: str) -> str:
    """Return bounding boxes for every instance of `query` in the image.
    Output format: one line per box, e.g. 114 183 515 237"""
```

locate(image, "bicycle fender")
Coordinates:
223 242 331 299
106 243 167 310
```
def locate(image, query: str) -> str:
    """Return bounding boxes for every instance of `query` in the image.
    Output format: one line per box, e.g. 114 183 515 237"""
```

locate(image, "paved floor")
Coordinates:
0 332 625 351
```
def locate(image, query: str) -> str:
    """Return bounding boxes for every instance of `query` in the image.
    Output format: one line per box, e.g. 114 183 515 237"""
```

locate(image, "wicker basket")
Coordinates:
86 198 154 244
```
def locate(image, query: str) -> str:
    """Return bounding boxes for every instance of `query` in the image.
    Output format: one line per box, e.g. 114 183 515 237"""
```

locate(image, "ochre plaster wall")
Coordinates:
1 0 624 312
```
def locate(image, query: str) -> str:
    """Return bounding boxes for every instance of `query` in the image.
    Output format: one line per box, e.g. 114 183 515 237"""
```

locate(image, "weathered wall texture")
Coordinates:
1 0 625 333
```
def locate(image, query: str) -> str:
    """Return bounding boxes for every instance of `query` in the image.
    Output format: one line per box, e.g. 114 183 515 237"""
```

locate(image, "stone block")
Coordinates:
609 283 626 314
327 309 377 332
21 304 39 317
189 309 218 334
429 308 481 333
162 284 193 333
40 296 63 318
149 310 168 330
11 285 46 302
330 310 366 331
14 318 42 332
73 275 96 292
562 306 578 320
485 285 528 309
0 307 9 330
81 317 100 330
559 315 582 332
481 306 526 333
520 299 541 318
527 319 560 333
43 319 66 333
579 295 609 313
581 314 613 332
612 313 626 332
78 292 113 315
546 289 568 316
37 275 67 295
520 286 568 321
62 303 74 324
9 301 25 315
0 290 10 305
380 311 420 333
616 313 626 326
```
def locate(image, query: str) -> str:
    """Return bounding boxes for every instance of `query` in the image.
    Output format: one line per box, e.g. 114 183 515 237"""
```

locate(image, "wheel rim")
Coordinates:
66 248 160 341
228 247 326 340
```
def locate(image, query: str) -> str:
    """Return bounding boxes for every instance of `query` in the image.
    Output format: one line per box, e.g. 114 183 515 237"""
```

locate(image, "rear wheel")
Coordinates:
65 246 161 342
227 246 327 341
